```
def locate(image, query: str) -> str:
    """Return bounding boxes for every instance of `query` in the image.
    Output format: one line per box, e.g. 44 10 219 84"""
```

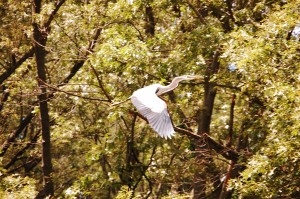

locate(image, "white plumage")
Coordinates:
130 75 201 139
131 84 174 139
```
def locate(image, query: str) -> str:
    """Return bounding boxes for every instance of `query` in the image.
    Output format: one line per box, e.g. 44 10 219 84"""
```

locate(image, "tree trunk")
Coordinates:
219 94 236 199
145 5 155 36
32 0 54 197
193 51 220 199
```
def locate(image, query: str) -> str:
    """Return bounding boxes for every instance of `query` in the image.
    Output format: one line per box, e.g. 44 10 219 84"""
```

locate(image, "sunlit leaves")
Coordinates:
0 175 37 198
2 0 300 198
227 1 300 197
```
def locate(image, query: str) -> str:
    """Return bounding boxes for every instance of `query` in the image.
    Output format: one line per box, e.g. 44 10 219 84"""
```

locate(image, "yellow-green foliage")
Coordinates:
0 175 37 199
116 186 133 199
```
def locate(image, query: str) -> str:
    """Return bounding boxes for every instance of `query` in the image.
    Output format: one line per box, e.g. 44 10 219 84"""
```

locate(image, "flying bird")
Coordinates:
131 75 201 139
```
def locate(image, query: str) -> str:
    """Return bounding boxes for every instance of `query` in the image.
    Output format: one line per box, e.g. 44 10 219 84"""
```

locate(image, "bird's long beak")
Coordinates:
187 75 202 80
193 75 202 79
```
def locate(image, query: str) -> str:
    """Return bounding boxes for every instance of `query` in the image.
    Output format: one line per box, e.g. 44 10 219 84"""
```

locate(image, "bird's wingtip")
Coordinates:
161 131 175 139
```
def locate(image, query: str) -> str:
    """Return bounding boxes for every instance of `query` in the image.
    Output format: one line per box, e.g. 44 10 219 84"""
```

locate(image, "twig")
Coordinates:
174 126 239 162
226 94 236 147
40 79 110 102
0 112 34 157
89 62 113 102
110 98 131 106
185 0 206 24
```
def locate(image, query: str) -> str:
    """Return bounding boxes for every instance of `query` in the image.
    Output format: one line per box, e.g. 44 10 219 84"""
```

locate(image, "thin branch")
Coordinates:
0 85 9 112
218 160 234 199
0 112 34 157
4 130 41 169
0 48 34 85
226 94 236 147
54 178 76 197
44 0 66 28
58 28 102 86
58 61 85 86
111 98 131 106
156 153 177 197
174 126 239 162
185 0 206 24
104 20 144 41
87 28 103 52
225 0 235 23
40 79 110 102
7 156 41 174
121 115 131 131
89 62 113 102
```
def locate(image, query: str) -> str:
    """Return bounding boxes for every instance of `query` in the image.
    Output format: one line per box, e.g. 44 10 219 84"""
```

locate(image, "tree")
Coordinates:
1 0 300 198
32 0 66 197
225 1 300 197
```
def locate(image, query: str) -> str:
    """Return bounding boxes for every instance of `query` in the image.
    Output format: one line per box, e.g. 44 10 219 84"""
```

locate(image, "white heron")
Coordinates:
130 75 201 139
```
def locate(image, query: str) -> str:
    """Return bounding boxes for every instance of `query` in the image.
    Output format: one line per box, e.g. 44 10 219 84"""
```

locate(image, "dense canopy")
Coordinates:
0 0 300 198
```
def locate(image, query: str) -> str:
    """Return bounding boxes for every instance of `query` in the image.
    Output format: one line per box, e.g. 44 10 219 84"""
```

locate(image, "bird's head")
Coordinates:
176 75 202 81
156 75 202 95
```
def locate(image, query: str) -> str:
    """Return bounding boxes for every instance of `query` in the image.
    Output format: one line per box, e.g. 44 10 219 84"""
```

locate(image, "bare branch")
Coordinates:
40 78 110 102
226 94 236 147
4 130 41 170
129 110 240 162
0 112 34 157
0 48 34 85
58 28 102 86
174 126 239 162
0 85 9 112
185 0 206 24
44 0 66 28
89 63 113 102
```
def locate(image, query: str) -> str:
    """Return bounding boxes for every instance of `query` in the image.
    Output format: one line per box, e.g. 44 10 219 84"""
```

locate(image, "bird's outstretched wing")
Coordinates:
131 84 175 139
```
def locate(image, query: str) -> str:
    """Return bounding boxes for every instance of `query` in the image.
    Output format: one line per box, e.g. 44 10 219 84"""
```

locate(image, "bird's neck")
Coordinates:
156 77 183 95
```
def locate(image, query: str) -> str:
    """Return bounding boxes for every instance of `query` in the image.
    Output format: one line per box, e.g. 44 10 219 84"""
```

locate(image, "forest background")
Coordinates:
0 0 300 198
